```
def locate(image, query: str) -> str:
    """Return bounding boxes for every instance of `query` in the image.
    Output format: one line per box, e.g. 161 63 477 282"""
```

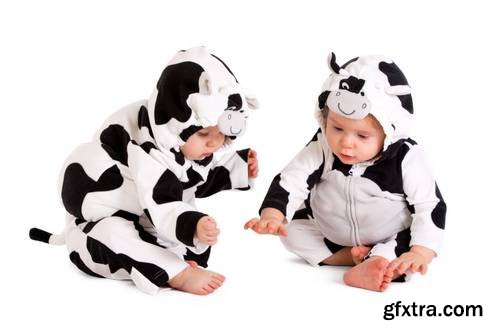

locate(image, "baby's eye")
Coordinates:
333 126 343 132
197 132 209 137
357 134 369 139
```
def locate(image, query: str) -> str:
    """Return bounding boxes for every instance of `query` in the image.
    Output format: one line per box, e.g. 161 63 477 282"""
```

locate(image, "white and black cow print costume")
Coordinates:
29 46 259 295
260 53 446 280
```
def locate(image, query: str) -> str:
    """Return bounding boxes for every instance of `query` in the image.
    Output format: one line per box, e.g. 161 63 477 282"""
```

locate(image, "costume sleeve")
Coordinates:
401 144 446 255
260 129 326 222
195 148 251 198
126 143 208 252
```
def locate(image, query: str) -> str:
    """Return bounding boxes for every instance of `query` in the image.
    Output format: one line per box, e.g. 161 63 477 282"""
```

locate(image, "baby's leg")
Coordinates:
321 238 355 266
65 214 224 295
281 217 338 266
350 246 371 264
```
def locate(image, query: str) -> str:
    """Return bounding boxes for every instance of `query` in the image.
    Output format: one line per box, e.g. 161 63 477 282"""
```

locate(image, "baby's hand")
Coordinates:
387 246 435 275
195 216 220 246
248 149 259 178
244 208 287 236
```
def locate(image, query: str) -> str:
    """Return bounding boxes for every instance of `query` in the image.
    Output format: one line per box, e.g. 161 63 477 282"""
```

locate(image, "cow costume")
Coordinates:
260 53 446 278
29 46 259 295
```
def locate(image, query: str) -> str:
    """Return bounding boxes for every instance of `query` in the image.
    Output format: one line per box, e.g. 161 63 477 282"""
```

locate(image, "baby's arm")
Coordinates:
195 148 254 198
126 144 211 251
246 129 326 236
402 144 446 255
388 143 446 275
387 245 436 275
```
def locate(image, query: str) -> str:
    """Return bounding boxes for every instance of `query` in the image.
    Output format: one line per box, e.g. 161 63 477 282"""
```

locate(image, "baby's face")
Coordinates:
180 126 225 160
325 111 385 165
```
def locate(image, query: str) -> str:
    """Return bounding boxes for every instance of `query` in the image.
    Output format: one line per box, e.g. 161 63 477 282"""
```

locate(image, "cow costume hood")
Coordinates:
316 52 413 155
147 46 259 153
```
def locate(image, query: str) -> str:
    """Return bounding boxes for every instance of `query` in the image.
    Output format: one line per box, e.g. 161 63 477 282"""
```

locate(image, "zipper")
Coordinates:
346 164 361 245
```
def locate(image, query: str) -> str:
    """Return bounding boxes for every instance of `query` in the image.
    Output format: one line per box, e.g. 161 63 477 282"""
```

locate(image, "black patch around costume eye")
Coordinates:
100 124 131 166
154 61 205 125
227 93 243 110
339 76 365 94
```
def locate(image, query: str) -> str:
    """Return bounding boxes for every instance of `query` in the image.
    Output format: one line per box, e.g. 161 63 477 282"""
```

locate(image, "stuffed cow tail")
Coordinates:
29 227 65 245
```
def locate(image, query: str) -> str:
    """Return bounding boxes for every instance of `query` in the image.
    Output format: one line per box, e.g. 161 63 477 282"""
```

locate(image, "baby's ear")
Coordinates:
198 71 214 95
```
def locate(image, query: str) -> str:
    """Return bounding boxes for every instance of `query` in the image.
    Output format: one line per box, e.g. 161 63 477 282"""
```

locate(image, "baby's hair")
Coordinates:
321 107 329 120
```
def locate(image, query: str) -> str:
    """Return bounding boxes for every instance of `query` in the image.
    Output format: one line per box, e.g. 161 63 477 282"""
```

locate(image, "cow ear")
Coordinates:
245 92 260 110
327 52 340 74
385 85 411 96
199 71 214 95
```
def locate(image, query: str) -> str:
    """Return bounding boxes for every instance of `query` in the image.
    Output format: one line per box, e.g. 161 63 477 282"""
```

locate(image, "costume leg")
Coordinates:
65 214 189 295
281 216 342 266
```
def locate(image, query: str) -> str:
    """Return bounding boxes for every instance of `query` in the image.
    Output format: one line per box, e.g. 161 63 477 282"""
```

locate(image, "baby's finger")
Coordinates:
397 261 412 275
205 228 220 237
419 264 428 275
387 259 402 272
255 221 269 233
244 218 259 230
277 224 288 237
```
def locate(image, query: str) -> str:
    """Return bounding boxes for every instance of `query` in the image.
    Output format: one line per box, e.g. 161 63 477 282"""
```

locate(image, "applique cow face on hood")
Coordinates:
147 46 259 153
317 52 414 151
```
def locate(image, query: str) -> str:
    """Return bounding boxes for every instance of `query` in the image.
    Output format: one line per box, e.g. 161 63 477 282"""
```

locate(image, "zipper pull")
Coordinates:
349 164 359 176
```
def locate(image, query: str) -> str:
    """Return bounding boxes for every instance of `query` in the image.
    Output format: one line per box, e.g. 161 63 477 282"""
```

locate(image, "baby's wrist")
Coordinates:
410 245 435 262
260 207 285 223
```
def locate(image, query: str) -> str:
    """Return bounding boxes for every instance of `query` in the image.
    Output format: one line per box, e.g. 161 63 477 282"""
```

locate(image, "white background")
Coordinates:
1 0 499 331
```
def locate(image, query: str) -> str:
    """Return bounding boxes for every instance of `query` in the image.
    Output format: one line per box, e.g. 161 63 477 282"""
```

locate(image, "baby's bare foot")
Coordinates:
168 266 225 295
343 256 391 292
351 246 371 264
